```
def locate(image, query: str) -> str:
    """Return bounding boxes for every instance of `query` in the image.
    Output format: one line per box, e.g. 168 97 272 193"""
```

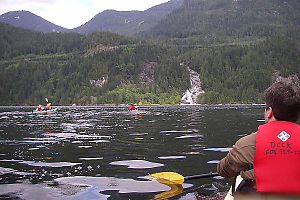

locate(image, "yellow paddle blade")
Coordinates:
149 172 185 184
154 180 183 200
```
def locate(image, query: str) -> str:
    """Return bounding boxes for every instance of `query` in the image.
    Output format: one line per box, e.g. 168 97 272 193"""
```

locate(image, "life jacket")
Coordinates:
130 106 136 110
37 106 42 111
253 121 300 194
47 105 51 110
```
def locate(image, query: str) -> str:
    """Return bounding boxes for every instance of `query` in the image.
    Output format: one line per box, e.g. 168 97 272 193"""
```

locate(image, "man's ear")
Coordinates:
265 107 274 122
267 107 273 118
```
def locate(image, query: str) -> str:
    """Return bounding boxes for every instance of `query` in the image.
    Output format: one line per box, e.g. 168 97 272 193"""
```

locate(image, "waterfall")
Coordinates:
181 67 205 105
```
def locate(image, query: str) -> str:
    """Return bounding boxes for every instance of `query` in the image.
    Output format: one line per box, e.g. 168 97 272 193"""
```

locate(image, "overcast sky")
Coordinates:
0 0 170 29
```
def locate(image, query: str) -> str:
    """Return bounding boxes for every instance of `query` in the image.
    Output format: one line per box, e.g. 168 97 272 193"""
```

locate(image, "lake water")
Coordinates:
0 105 265 200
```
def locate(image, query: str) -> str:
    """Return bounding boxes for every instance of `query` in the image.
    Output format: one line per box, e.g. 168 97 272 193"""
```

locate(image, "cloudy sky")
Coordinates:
0 0 170 29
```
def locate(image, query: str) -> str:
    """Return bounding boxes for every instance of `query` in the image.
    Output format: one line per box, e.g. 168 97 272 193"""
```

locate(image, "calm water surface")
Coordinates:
0 105 265 200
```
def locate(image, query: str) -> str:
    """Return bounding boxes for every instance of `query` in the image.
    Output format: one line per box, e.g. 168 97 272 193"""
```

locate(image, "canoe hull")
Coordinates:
224 175 243 200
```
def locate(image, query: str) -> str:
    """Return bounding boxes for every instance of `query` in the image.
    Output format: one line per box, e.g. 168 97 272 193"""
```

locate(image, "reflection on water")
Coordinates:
203 148 232 152
0 105 265 199
0 176 178 200
0 174 192 200
158 156 186 160
110 160 164 169
1 159 81 167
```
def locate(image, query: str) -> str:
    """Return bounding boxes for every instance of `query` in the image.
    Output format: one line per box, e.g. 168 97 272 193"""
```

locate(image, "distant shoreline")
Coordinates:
0 104 265 107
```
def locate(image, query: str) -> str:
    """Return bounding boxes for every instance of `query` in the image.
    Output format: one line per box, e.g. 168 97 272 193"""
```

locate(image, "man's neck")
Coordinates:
266 117 277 123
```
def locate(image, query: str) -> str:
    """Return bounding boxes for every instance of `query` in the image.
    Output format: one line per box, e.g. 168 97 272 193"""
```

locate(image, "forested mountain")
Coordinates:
182 36 299 103
0 0 184 35
0 10 68 33
0 22 190 105
141 0 300 42
0 22 138 59
0 0 299 106
73 0 184 35
3 0 298 40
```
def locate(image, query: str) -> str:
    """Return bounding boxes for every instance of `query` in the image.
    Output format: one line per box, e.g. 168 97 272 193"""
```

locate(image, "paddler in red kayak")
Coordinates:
46 103 52 110
130 104 137 111
37 104 42 111
217 74 300 199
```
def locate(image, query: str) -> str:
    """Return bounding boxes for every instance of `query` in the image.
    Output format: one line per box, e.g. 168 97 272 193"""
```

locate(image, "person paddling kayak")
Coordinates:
46 103 52 110
36 104 43 111
218 75 300 199
130 104 137 111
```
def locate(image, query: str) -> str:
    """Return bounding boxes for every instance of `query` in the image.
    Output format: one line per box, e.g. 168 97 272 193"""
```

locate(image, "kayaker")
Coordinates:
130 104 137 111
217 75 300 198
37 104 42 111
46 103 52 110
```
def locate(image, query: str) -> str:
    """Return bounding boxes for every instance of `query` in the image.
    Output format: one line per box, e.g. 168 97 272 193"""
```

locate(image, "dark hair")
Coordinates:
265 75 300 122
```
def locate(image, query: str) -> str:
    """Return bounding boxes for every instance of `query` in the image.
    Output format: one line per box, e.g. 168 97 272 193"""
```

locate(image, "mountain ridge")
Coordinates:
0 0 184 35
0 10 68 33
74 0 184 35
140 0 300 41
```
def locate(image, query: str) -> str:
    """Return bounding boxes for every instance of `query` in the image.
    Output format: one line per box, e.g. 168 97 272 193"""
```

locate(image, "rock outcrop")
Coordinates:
90 75 108 87
139 62 155 84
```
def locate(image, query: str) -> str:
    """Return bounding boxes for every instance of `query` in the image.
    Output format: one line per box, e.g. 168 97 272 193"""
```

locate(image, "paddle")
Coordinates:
149 172 219 184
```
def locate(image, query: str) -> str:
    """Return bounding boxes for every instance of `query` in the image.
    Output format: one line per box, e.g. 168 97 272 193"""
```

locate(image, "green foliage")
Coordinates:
0 23 139 59
97 84 181 105
0 23 85 59
72 0 184 36
141 0 300 43
0 24 188 105
185 36 299 104
0 0 299 106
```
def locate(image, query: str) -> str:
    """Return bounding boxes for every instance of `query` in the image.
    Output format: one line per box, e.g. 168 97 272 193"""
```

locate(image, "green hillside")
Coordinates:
0 23 190 105
181 36 299 104
0 0 299 105
73 0 184 36
141 0 300 43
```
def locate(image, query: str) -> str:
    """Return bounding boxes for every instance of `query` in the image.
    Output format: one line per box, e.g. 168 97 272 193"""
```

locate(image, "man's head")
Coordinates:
265 75 300 123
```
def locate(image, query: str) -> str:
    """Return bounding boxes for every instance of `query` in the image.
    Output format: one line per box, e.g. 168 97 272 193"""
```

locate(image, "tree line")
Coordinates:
0 22 299 105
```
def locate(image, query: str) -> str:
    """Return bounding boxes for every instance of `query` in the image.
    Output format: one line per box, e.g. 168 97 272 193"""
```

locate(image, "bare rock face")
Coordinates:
181 67 204 104
90 75 108 87
139 62 155 84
